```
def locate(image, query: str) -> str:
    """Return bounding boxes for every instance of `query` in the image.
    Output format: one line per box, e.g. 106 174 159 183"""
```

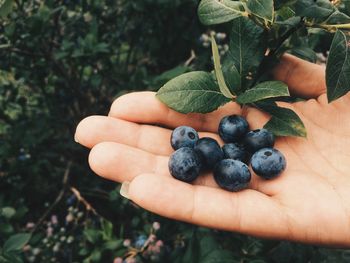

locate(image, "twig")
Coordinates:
31 161 72 233
184 50 196 66
8 47 42 57
268 17 305 58
70 186 100 217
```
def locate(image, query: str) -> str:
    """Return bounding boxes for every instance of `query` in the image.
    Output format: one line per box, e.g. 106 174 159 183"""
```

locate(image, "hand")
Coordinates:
75 54 350 247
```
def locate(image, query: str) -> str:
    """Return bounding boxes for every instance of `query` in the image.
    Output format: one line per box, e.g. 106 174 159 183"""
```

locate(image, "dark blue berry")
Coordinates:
194 137 223 169
66 195 77 206
251 148 286 179
218 115 249 143
169 147 201 182
171 126 199 150
244 128 275 153
213 159 251 192
222 143 249 163
134 235 147 249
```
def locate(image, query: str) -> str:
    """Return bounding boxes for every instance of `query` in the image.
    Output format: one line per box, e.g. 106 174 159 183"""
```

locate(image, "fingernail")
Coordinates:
120 181 130 199
74 134 79 143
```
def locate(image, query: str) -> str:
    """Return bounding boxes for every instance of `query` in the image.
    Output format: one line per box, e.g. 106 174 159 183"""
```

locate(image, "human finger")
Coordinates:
75 116 222 155
125 174 286 239
108 91 242 132
273 54 326 98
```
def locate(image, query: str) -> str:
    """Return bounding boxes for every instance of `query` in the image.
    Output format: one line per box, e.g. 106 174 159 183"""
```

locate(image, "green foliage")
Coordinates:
3 233 31 252
211 35 235 98
228 17 268 88
0 0 13 18
294 0 335 20
156 0 350 137
326 30 350 102
156 71 230 113
197 0 246 25
246 0 274 22
236 81 289 104
256 102 307 138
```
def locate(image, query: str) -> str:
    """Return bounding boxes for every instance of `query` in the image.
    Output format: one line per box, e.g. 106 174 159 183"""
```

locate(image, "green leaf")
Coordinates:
323 11 350 24
90 250 101 262
294 0 334 20
3 233 31 252
152 65 190 87
0 223 14 234
103 240 123 250
0 207 16 219
0 0 13 18
228 17 268 89
198 0 246 25
247 0 274 22
79 247 89 256
1 252 23 263
101 219 113 240
289 47 317 63
274 0 296 10
201 250 237 263
182 230 200 263
83 229 101 244
211 35 234 98
222 55 241 94
236 81 289 104
198 236 221 258
276 6 296 20
256 102 307 137
326 30 350 102
156 71 231 114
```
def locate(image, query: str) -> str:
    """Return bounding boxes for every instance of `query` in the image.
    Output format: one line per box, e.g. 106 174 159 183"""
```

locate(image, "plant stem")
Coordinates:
306 22 350 31
269 17 305 57
31 162 72 233
252 18 305 87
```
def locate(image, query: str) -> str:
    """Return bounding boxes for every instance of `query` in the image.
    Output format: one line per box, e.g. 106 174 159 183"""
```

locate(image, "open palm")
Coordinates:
75 55 350 246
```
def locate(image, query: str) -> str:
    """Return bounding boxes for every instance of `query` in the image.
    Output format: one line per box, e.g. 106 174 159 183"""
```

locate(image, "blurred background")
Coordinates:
0 0 350 262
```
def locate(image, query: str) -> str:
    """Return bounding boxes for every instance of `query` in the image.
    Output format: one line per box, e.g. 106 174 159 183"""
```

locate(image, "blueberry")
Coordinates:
171 126 199 150
251 148 286 179
168 147 201 182
194 137 223 169
134 235 148 249
222 143 249 163
66 195 77 206
244 128 275 153
213 159 251 192
218 115 249 143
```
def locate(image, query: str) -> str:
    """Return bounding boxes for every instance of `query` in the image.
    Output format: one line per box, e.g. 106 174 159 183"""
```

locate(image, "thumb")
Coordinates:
273 54 326 99
121 173 287 239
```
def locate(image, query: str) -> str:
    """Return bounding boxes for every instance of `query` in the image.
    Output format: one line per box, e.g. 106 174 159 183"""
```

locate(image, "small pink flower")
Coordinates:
148 234 156 243
26 222 35 229
65 213 74 223
152 222 160 231
125 258 136 263
113 257 123 263
123 239 131 247
46 226 53 237
51 215 58 225
155 240 163 247
23 245 31 252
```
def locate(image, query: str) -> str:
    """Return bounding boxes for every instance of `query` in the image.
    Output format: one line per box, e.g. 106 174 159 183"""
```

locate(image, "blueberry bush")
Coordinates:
1 0 350 262
157 0 350 138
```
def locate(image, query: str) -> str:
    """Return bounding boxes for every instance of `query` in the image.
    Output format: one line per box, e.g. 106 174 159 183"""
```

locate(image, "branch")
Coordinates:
31 161 72 233
305 20 350 31
184 50 196 66
70 186 101 217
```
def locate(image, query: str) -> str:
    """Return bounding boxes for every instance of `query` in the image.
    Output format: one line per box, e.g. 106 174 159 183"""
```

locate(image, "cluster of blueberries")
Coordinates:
168 115 286 192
